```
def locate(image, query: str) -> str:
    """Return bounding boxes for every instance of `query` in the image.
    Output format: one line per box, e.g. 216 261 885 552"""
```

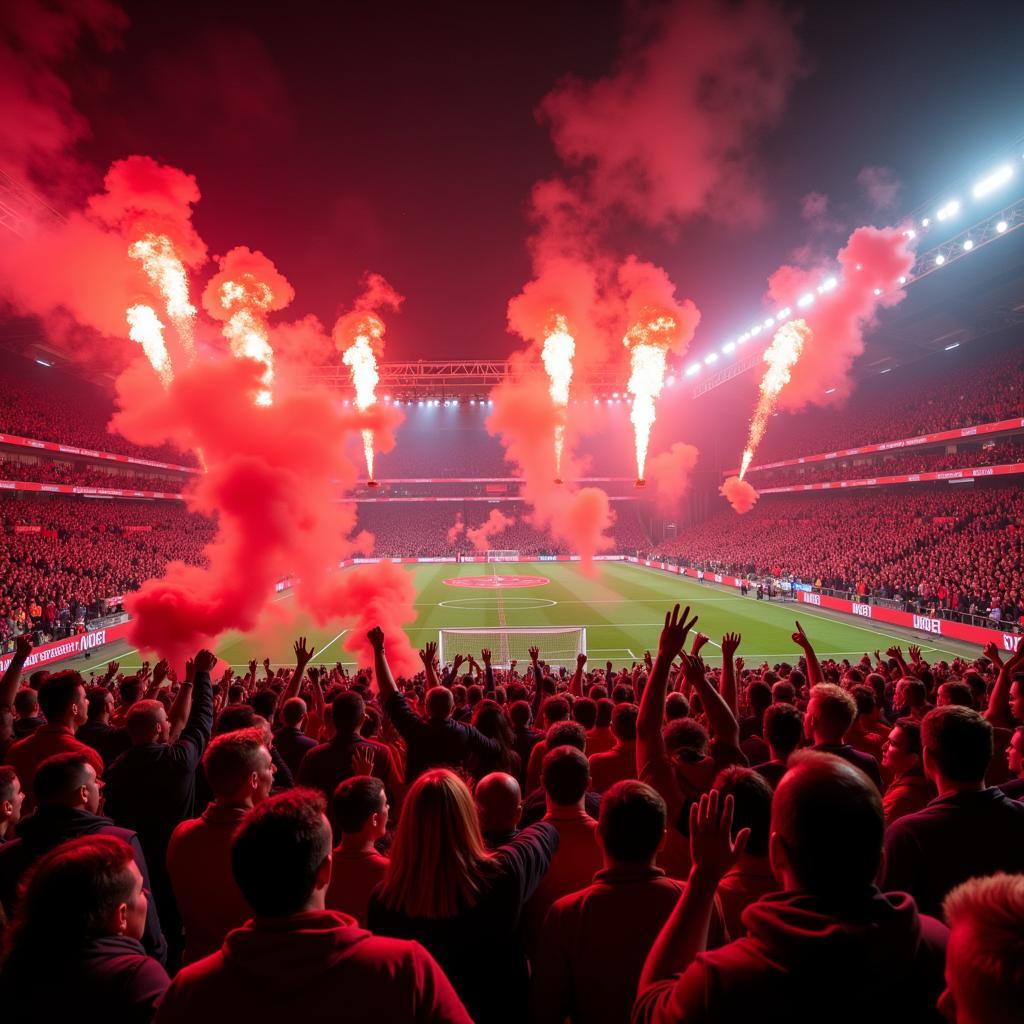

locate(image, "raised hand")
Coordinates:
248 659 258 677
351 746 375 777
791 621 811 649
577 652 588 669
453 653 466 672
982 642 1002 667
293 636 315 667
885 645 903 661
721 632 742 659
643 650 653 671
184 658 195 684
691 633 710 656
419 641 437 666
481 648 492 665
529 646 540 663
908 644 923 664
103 658 119 680
367 626 385 653
510 659 518 670
734 657 744 674
152 659 169 686
689 789 749 882
678 652 706 688
657 604 699 663
194 649 217 674
263 657 272 671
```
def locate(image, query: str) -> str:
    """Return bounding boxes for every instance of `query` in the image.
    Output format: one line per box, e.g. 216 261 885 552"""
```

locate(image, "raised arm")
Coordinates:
283 637 315 704
885 644 910 679
368 626 399 703
0 635 32 715
792 621 823 687
720 632 741 720
143 659 169 700
482 649 496 697
569 652 586 698
985 643 1023 727
419 641 441 692
529 646 543 721
680 653 740 749
167 673 192 743
176 649 215 762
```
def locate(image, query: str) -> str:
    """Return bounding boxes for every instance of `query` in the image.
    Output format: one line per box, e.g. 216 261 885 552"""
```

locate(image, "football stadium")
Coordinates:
2 2 1024 1021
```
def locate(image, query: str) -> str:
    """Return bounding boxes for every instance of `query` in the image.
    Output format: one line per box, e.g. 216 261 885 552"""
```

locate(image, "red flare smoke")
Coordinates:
720 476 760 515
466 509 515 552
447 514 465 545
647 442 700 514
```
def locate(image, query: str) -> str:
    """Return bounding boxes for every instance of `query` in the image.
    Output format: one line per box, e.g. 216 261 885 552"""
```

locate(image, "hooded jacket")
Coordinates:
634 889 947 1024
0 804 167 963
154 909 471 1024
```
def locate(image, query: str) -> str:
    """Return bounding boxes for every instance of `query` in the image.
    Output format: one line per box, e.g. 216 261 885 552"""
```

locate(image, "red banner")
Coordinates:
14 524 41 533
0 433 198 474
756 461 1024 494
729 416 1024 475
0 621 133 673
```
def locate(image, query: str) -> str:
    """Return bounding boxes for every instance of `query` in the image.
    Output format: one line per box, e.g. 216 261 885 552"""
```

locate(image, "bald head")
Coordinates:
772 751 884 896
425 686 455 720
475 772 522 833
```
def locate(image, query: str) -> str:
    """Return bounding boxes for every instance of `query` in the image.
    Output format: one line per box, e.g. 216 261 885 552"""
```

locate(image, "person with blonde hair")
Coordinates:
367 624 559 1024
940 873 1024 1023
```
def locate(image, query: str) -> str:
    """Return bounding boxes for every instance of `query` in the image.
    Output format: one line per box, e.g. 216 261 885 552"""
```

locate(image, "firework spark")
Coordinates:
623 312 678 483
219 280 276 406
739 318 812 478
540 313 575 479
128 233 197 361
342 315 384 479
125 304 174 388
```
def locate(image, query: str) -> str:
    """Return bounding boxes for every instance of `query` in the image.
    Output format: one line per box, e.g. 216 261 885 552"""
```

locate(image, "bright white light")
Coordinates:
487 399 493 405
962 239 974 251
936 199 960 221
738 333 750 345
855 264 862 271
417 400 423 406
750 324 762 336
666 375 676 386
997 220 1008 233
873 288 882 296
972 164 1013 198
762 318 774 329
899 276 907 284
822 277 837 292
35 359 52 367
880 368 892 374
593 398 600 404
722 342 736 354
612 391 619 398
904 228 916 240
945 343 960 351
797 293 815 308
778 307 792 318
935 254 946 266
921 218 931 227
704 352 718 365
825 387 836 395
606 398 614 404
469 398 476 404
685 363 700 376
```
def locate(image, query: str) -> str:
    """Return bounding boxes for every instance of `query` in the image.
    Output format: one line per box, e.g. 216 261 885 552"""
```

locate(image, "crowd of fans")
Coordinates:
746 437 1024 489
0 457 187 493
1 497 214 651
1 607 1022 1022
660 484 1024 628
755 344 1024 465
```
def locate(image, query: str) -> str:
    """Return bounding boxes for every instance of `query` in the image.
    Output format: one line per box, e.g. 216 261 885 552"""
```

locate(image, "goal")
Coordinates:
486 550 521 562
439 626 586 670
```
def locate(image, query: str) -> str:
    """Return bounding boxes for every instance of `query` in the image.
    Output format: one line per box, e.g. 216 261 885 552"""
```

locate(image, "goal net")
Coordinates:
486 550 521 562
439 626 586 670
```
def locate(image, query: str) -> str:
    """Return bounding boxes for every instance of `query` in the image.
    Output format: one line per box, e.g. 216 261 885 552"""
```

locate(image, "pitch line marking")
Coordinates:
313 630 349 660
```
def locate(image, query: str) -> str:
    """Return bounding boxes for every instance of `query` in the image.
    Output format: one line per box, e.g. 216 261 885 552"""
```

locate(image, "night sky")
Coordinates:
50 0 1024 361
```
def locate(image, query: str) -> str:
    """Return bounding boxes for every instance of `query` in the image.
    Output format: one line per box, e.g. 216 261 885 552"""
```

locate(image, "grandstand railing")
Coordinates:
728 416 1024 476
754 460 1024 494
0 431 198 474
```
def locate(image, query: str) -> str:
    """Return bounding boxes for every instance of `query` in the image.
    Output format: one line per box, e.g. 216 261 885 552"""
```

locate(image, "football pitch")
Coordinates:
64 560 980 677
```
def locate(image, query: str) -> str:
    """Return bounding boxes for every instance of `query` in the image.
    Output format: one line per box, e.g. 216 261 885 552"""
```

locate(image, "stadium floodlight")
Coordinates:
921 218 930 227
962 239 974 251
972 164 1013 199
904 228 916 239
750 324 762 336
762 318 774 329
821 277 838 292
945 342 960 351
899 276 907 284
35 358 52 367
722 342 736 354
704 352 718 364
439 625 586 670
685 363 700 376
873 288 882 296
936 199 960 221
935 254 946 266
825 387 836 394
797 293 815 308
997 220 1008 233
778 306 792 317
880 367 892 374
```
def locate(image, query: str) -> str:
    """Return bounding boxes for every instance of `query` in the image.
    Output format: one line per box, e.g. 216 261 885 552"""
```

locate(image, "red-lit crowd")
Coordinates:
1 608 1023 1023
663 485 1024 627
0 456 188 493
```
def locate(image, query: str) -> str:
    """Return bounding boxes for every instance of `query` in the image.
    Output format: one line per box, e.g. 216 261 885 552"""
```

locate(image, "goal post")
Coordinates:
486 550 521 562
439 625 586 670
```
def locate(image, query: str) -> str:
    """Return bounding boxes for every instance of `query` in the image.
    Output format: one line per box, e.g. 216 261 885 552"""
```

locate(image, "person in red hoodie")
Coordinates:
155 788 471 1024
167 727 276 964
635 751 948 1024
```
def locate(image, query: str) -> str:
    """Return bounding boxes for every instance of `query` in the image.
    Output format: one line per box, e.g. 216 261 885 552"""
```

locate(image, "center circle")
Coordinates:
438 596 558 611
443 575 550 588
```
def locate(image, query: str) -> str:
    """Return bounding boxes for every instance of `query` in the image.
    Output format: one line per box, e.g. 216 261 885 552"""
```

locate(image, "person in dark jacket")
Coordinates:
0 751 166 963
0 834 169 1024
272 696 318 777
104 649 216 961
77 686 132 766
805 683 884 790
635 752 948 1024
882 705 1024 918
367 765 558 1024
368 627 501 781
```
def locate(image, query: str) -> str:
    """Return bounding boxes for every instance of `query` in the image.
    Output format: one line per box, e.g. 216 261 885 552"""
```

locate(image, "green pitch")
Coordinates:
66 560 978 677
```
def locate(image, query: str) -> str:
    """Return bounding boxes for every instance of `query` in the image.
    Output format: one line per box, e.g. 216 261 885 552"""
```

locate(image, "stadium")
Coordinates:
1 2 1023 1022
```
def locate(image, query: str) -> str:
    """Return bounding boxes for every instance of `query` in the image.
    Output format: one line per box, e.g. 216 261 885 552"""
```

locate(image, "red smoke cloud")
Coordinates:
765 226 916 408
720 476 760 515
333 271 405 352
447 513 465 545
466 509 515 552
648 442 700 514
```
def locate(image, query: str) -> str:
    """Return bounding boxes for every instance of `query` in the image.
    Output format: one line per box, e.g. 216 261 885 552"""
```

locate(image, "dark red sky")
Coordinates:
65 0 1024 361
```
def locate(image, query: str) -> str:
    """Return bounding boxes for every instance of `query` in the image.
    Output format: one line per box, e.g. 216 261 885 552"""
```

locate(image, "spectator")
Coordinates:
156 788 472 1024
367 767 558 1024
12 687 43 739
882 705 1024 917
635 753 948 1023
4 671 103 813
272 696 317 779
167 728 275 964
78 685 131 765
325 772 390 927
0 751 166 962
519 722 602 827
805 682 884 790
999 725 1024 799
940 873 1024 1024
530 780 724 1024
754 702 804 789
475 770 523 849
588 702 639 793
0 835 170 1024
0 765 24 843
881 718 935 824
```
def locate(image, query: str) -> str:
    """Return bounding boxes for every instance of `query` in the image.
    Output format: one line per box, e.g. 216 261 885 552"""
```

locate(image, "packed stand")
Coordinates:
0 496 215 651
2 358 199 469
746 437 1024 488
0 456 188 493
1 601 1023 1022
754 342 1024 465
658 484 1024 628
